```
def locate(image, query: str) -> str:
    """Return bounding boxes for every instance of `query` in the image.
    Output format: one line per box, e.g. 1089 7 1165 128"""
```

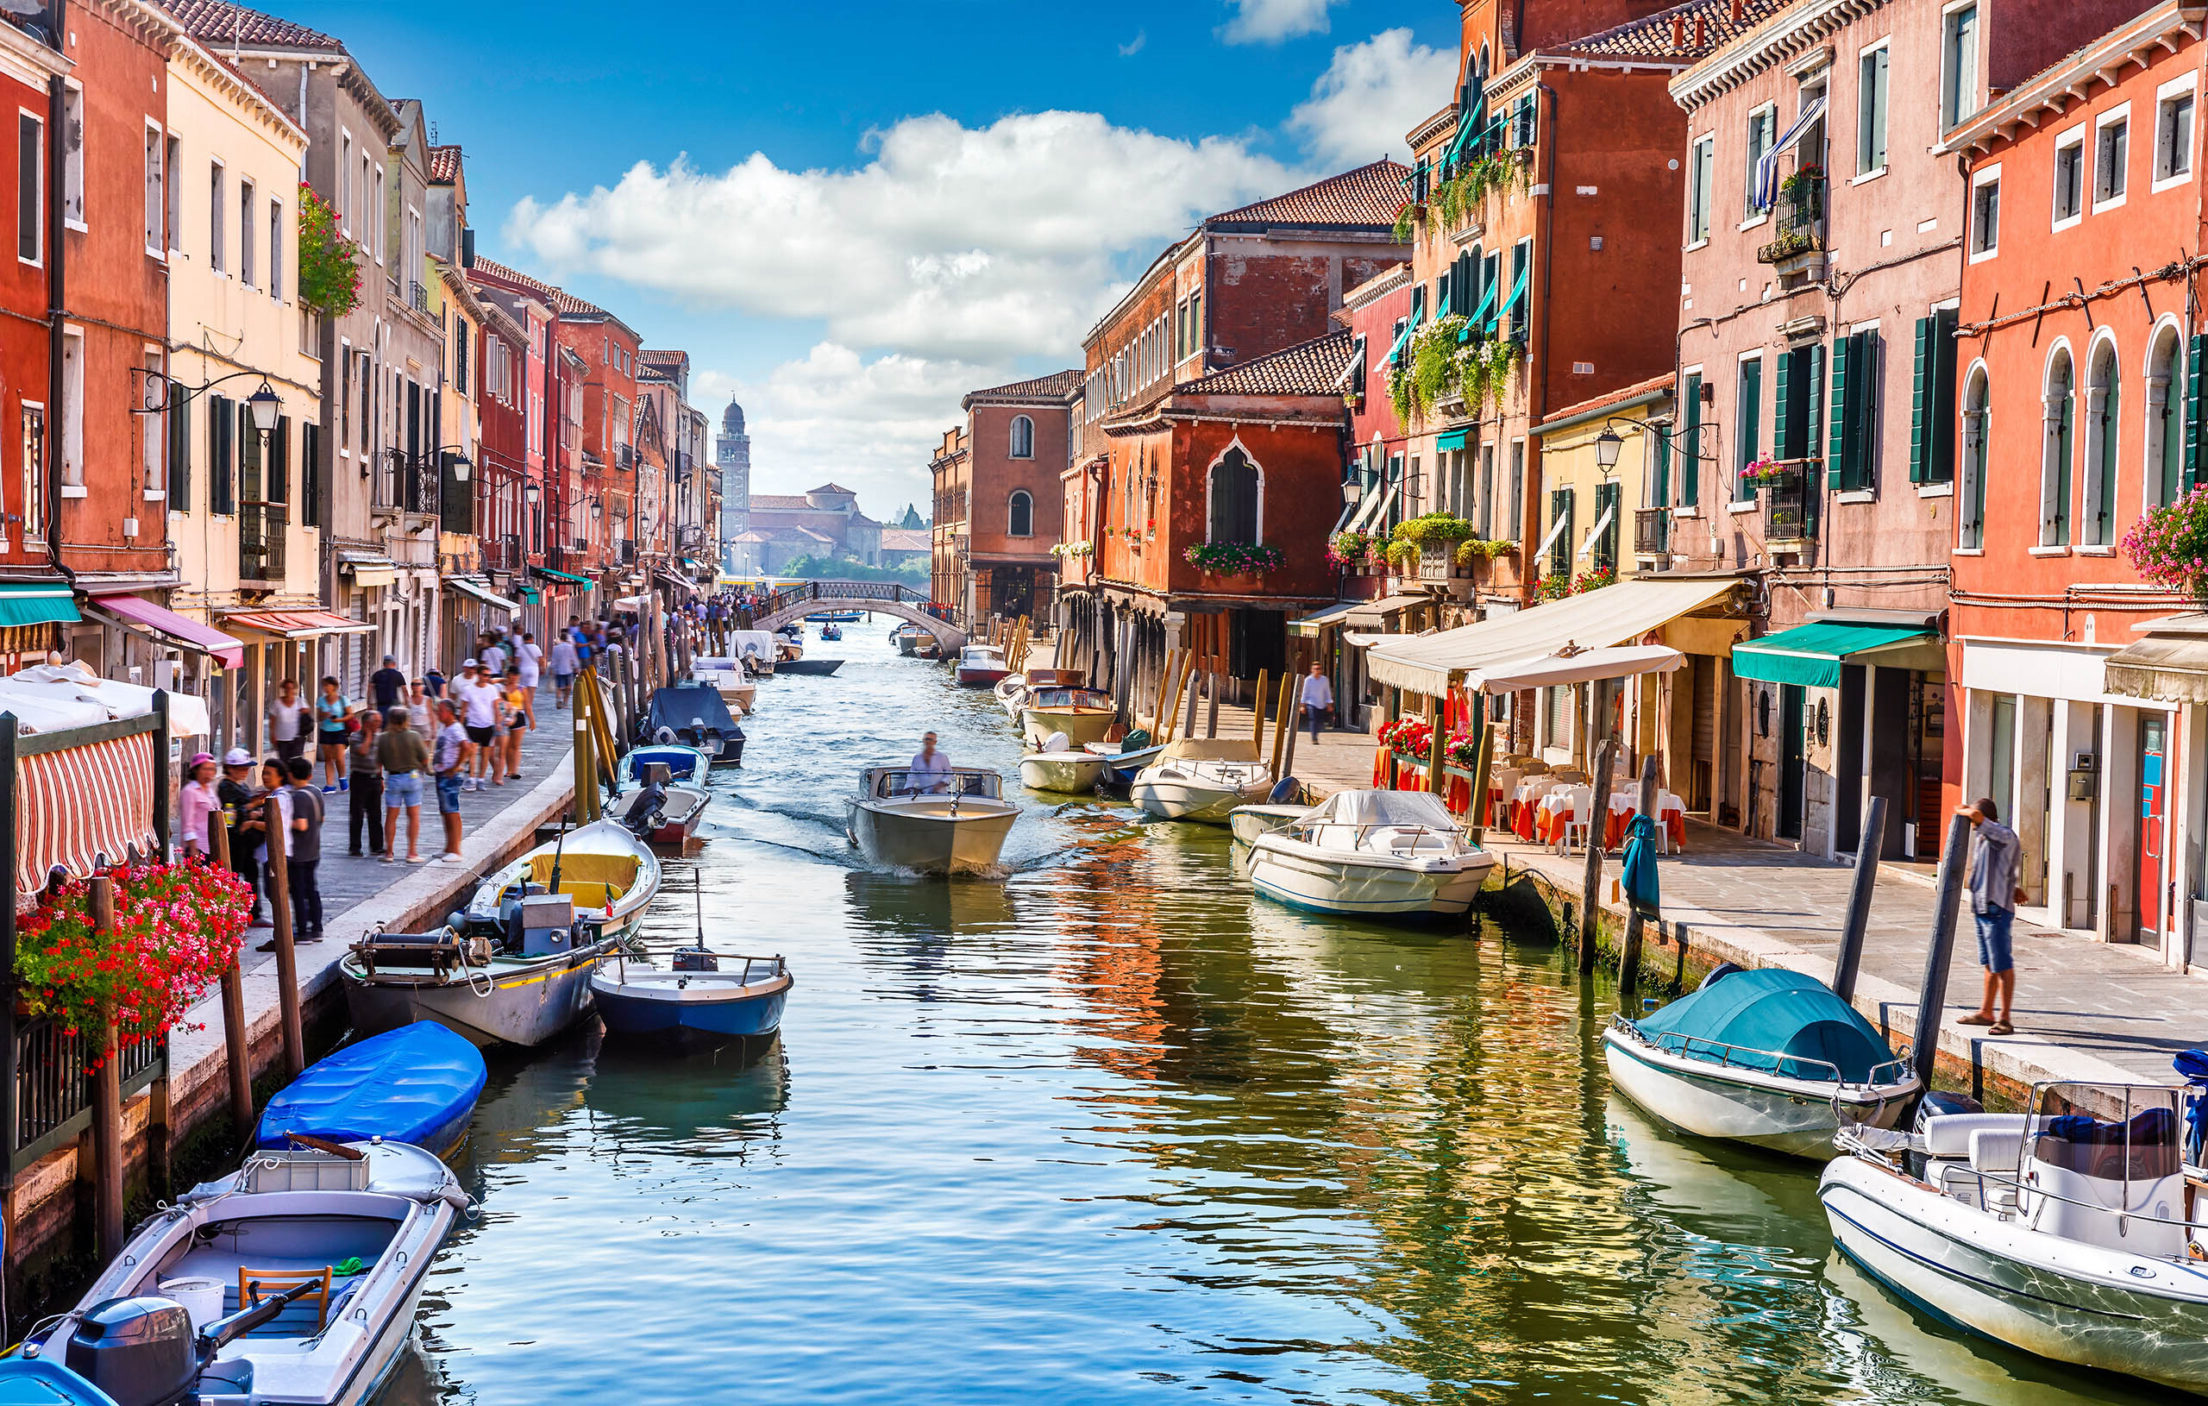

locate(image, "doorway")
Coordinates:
1779 684 1805 841
2139 713 2167 944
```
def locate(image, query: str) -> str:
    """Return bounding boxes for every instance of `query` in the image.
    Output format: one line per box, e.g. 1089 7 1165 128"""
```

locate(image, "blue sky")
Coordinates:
273 1 1461 516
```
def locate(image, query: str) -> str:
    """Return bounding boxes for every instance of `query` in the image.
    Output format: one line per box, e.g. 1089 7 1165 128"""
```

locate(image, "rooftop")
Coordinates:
964 369 1082 406
1538 372 1676 432
1562 0 1795 61
880 528 931 552
1180 329 1354 398
471 256 617 324
1210 159 1412 230
159 0 341 51
428 145 462 183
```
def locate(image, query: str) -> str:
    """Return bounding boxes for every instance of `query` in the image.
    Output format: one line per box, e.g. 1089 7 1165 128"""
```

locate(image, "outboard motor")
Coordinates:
61 1296 198 1406
1268 776 1300 805
672 947 719 972
1906 1088 1986 1178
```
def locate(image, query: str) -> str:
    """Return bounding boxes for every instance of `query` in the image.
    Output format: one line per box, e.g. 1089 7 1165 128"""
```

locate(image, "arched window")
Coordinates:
1960 365 1989 549
1008 489 1033 537
1208 446 1261 544
2082 337 2120 546
1009 414 1034 460
2147 325 2184 508
2041 348 2075 547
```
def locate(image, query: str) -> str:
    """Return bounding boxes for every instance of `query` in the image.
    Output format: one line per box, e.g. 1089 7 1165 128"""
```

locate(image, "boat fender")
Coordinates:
447 911 468 933
1697 962 1745 991
1268 777 1300 804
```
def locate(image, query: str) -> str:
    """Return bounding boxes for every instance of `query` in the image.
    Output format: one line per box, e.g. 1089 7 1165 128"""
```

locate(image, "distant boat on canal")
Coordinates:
846 764 1018 873
592 950 792 1050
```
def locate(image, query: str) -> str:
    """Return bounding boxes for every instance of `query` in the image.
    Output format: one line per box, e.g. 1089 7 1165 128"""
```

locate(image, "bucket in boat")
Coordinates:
160 1276 225 1329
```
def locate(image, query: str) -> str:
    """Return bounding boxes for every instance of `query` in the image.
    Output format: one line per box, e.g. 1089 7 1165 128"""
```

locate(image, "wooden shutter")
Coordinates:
1929 307 1959 484
2187 333 2205 489
1682 374 1702 506
1846 329 1878 490
1773 347 1794 462
1909 316 1933 481
1827 334 1853 489
210 394 233 515
167 395 189 509
302 421 320 528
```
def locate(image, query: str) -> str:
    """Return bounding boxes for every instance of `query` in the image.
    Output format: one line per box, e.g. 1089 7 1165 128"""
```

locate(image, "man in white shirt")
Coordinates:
1300 662 1335 742
479 636 507 677
909 731 952 793
457 662 503 790
515 633 543 690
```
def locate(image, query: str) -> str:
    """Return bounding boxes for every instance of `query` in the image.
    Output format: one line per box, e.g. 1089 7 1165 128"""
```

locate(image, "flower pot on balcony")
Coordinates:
1196 569 1270 595
1418 544 1471 582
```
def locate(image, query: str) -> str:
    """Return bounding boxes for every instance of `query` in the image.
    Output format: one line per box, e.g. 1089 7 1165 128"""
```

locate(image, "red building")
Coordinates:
952 369 1077 625
0 15 63 662
1941 0 2201 958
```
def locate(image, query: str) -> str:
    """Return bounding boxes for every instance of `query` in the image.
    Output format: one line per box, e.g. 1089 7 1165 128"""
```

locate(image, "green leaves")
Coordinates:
296 183 364 318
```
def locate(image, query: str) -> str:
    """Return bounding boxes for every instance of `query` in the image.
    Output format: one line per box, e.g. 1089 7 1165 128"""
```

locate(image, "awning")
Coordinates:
223 609 377 639
1467 644 1683 694
2107 626 2208 703
1435 429 1469 452
613 594 652 614
446 577 521 616
0 582 80 630
1367 574 1742 695
86 593 244 669
655 571 696 596
1289 601 1364 636
1730 620 1934 689
337 550 400 589
534 566 594 587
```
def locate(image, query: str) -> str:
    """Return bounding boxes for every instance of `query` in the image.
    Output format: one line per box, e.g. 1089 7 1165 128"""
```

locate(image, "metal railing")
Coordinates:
239 503 287 582
1634 506 1669 556
1612 1013 1913 1089
1757 172 1826 265
12 1019 166 1172
1761 461 1813 545
408 280 430 315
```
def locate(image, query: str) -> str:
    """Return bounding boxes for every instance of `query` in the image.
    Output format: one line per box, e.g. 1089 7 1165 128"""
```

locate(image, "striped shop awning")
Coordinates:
14 731 156 895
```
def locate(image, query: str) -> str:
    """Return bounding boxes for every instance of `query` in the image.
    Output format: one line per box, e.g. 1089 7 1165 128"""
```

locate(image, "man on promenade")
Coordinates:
550 631 580 709
279 757 325 945
433 699 471 863
217 748 264 924
370 654 407 713
1958 797 2023 1036
1300 661 1334 743
379 706 430 864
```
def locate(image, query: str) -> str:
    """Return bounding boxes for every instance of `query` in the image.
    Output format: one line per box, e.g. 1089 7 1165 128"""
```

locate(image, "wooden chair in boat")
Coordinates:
238 1266 333 1333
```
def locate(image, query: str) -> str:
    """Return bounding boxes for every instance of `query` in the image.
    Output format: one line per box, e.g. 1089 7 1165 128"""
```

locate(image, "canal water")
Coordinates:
401 628 2130 1405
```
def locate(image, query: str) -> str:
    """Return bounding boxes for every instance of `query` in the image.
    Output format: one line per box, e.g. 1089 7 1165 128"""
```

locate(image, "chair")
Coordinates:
1519 759 1549 776
1555 786 1594 856
1490 767 1522 828
1553 766 1587 785
237 1266 333 1335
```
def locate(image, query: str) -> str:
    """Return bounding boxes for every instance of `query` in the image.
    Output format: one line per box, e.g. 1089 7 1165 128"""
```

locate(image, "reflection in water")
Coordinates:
411 628 2127 1405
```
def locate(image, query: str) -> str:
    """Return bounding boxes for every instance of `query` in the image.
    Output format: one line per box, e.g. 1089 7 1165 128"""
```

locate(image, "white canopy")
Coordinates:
0 662 212 736
729 630 778 658
1310 788 1458 830
1366 575 1740 696
1464 643 1683 694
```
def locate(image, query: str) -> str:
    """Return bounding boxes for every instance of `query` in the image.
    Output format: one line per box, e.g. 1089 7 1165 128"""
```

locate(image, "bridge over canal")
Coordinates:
742 581 967 651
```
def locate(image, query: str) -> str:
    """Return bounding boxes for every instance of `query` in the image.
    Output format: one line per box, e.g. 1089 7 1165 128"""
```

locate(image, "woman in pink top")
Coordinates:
177 752 220 859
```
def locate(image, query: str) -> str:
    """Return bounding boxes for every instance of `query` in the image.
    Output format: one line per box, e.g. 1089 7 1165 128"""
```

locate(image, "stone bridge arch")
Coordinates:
749 582 967 651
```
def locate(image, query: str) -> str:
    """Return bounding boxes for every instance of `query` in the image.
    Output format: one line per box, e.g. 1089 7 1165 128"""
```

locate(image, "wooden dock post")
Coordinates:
1616 754 1660 1006
1578 739 1617 975
1269 673 1292 778
207 825 254 1141
261 796 305 1082
1249 669 1268 748
1833 796 1887 1003
1425 702 1447 794
1910 812 1975 1088
1466 717 1496 842
1206 670 1220 738
86 878 123 1259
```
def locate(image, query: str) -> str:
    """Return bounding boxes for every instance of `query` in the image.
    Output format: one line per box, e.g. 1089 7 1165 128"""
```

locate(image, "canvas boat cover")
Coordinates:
1307 789 1458 830
1161 737 1262 763
255 1022 486 1150
647 683 740 736
1632 968 1897 1084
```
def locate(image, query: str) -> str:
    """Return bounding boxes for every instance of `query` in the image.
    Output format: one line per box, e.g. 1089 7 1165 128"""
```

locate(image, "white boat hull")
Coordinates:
1019 754 1106 792
1227 804 1310 849
1246 844 1493 917
1602 1028 1915 1159
1130 765 1272 824
846 799 1018 873
1820 1155 2208 1394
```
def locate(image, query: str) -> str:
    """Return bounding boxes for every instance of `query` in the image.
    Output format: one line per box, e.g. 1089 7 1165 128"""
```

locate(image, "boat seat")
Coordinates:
1936 1162 1987 1211
236 1266 332 1336
1969 1126 2027 1177
1922 1112 2028 1159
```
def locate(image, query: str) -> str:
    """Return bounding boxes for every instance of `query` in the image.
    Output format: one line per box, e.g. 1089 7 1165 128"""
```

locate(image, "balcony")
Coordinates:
408 280 430 316
1755 171 1826 280
238 503 287 585
617 539 637 566
1634 506 1669 557
481 533 523 571
1757 461 1815 549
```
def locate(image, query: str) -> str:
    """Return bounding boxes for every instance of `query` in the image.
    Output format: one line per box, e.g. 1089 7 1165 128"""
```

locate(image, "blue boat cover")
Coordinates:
257 1023 487 1150
646 684 740 738
1632 968 1897 1083
625 745 705 782
0 1359 120 1405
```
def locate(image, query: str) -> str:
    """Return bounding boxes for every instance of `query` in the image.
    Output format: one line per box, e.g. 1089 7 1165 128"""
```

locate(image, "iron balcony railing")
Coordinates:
1634 506 1670 556
409 280 430 315
617 539 637 565
239 502 287 582
1760 460 1815 545
13 1019 165 1173
1757 171 1826 265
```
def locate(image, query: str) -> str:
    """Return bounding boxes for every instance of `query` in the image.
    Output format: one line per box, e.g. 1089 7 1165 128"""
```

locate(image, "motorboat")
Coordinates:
1084 733 1163 797
28 1141 469 1406
728 630 778 678
1603 967 1919 1159
778 655 845 676
819 623 843 642
1228 802 1312 850
1822 1082 2208 1394
592 950 792 1050
617 742 710 788
1023 667 1086 688
609 777 710 846
845 764 1019 873
643 683 745 765
891 622 922 653
688 656 757 714
1244 790 1491 917
1021 685 1115 748
1018 734 1106 793
993 674 1028 717
1129 738 1273 824
341 819 659 1047
808 610 863 624
955 644 1012 688
255 1023 487 1163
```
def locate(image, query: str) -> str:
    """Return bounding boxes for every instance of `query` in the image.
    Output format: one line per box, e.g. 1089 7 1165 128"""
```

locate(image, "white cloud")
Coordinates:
1118 29 1147 57
1221 0 1340 45
505 111 1290 365
1288 29 1458 168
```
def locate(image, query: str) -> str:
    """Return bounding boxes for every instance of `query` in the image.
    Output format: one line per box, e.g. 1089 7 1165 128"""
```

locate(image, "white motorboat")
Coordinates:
1228 802 1313 850
1244 789 1492 917
608 779 711 846
1021 686 1116 748
728 630 779 677
1822 1083 2208 1394
845 764 1019 873
994 674 1028 717
955 644 1012 688
30 1140 470 1406
1018 734 1106 792
1129 738 1273 824
689 656 757 714
1603 967 1919 1159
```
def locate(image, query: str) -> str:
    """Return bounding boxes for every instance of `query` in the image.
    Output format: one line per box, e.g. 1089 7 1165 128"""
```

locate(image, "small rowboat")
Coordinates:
592 952 792 1050
609 780 710 846
256 1023 487 1163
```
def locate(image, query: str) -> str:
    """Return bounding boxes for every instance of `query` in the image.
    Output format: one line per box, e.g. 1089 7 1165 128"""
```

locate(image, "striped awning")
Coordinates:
15 731 156 895
223 609 377 639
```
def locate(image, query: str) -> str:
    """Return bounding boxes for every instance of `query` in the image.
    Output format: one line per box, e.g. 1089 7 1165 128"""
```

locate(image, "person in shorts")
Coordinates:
458 660 502 789
550 631 580 709
377 706 431 864
433 699 470 863
1958 798 2023 1035
314 676 352 792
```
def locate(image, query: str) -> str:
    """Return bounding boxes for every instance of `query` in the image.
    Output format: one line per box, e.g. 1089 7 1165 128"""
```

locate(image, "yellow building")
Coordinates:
1529 374 1674 591
164 36 326 754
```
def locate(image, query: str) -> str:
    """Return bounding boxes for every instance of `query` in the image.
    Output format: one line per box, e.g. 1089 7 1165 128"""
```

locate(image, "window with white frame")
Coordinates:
268 198 282 300
60 326 82 488
1008 490 1033 537
338 130 352 232
2053 129 2086 226
141 348 163 493
1208 447 1260 544
2095 107 2130 207
1959 366 1988 547
208 161 225 273
1857 44 1890 174
1970 167 2000 259
2156 79 2196 187
2148 324 2185 508
1744 105 1775 213
2081 337 2120 545
1688 134 1715 243
142 123 163 255
164 135 181 253
1009 414 1034 459
20 402 42 538
238 178 255 287
59 83 81 229
2041 346 2076 545
16 112 39 265
1941 4 1979 131
372 163 384 263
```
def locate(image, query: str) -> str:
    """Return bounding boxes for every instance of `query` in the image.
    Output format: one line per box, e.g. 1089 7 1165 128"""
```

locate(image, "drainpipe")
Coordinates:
42 0 69 587
1529 81 1559 604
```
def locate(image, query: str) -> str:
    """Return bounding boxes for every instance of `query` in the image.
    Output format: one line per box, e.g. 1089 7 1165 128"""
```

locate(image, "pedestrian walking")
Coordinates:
433 699 470 863
549 631 579 709
479 634 507 678
502 665 532 780
516 632 543 691
267 679 309 762
315 676 353 791
218 749 265 924
378 705 431 864
1958 797 2024 1036
177 752 219 860
1300 661 1334 743
348 709 385 856
369 655 406 713
408 678 431 716
457 660 501 789
274 756 325 946
246 758 289 934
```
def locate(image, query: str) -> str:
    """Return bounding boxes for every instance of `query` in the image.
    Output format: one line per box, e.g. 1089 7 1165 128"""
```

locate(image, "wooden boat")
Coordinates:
1021 686 1115 748
609 780 710 845
845 764 1018 873
644 683 745 765
341 819 659 1047
31 1141 468 1406
1129 738 1273 823
592 951 792 1050
892 623 928 655
1604 967 1918 1159
1022 667 1085 688
1017 743 1106 793
688 657 757 714
1824 1083 2208 1393
778 656 844 676
955 644 1012 688
1246 789 1494 918
807 610 863 623
255 1023 487 1163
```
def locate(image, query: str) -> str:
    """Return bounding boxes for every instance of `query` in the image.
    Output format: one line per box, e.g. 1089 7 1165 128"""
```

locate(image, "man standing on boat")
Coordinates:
1958 797 2023 1036
910 732 952 793
1300 661 1334 743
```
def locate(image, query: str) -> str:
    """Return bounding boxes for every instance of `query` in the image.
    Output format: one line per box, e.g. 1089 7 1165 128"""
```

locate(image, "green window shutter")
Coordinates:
1682 375 1702 506
269 415 288 504
1773 348 1794 463
167 395 189 509
2187 333 2205 488
1827 335 1853 489
1436 270 1453 318
1482 253 1502 334
302 421 320 529
1909 315 1933 482
1736 358 1763 500
1846 329 1878 490
210 394 233 515
1929 307 1959 484
1652 422 1671 507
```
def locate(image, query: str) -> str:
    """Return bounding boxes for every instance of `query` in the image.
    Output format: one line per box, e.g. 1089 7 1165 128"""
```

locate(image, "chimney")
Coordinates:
1672 13 1685 47
1696 13 1708 46
1730 0 1743 22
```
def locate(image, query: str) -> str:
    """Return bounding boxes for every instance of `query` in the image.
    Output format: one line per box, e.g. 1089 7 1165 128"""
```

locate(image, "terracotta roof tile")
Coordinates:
880 528 931 552
159 0 342 51
1181 329 1353 398
1540 373 1676 428
640 349 687 367
748 494 813 511
1210 160 1412 230
470 256 612 322
965 368 1081 404
427 145 462 183
1560 0 1796 60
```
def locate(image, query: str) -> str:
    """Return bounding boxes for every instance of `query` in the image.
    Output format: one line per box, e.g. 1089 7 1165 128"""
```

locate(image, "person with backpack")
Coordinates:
276 757 325 946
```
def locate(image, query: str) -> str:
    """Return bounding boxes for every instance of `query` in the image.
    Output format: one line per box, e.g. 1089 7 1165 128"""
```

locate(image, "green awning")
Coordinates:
1730 621 1932 689
0 582 80 629
519 586 542 603
1435 429 1470 451
533 566 594 587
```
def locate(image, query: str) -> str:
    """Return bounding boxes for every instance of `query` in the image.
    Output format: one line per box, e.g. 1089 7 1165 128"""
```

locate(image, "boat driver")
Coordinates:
910 732 952 794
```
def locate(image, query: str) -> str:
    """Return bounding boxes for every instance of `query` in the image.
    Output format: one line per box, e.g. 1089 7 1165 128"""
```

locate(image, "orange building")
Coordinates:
945 369 1077 626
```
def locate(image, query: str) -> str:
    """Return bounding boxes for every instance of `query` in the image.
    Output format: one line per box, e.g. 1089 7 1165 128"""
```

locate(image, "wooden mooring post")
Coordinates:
1616 754 1659 1006
86 877 123 1259
1833 796 1887 1004
1578 739 1618 975
207 825 255 1140
1911 812 1975 1088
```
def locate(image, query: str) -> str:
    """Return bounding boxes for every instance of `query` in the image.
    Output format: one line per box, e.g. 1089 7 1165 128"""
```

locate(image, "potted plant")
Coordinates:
2125 486 2208 606
1184 541 1287 587
1327 531 1372 568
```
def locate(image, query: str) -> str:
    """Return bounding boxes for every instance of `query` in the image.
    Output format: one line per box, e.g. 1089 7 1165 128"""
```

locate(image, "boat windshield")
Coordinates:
2030 1085 2183 1180
1306 790 1459 831
871 768 1002 800
1029 688 1110 709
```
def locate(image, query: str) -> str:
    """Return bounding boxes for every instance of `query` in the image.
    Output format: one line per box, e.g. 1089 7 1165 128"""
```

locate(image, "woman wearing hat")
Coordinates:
177 753 219 859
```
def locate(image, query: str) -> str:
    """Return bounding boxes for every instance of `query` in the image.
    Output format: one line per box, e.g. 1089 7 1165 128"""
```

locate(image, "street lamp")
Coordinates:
246 380 282 436
1593 427 1624 472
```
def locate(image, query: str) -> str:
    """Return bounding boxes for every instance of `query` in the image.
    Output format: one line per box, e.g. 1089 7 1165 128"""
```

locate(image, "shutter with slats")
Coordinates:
1804 342 1826 527
1827 335 1853 489
1929 307 1959 484
2187 333 2205 488
167 396 189 509
1909 316 1933 482
1848 329 1878 490
1682 374 1702 507
1773 347 1794 464
210 394 233 515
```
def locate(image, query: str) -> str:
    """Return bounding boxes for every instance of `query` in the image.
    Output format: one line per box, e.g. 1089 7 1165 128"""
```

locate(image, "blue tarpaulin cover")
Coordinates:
257 1023 487 1151
1620 813 1660 919
646 684 741 738
1632 968 1896 1083
0 1359 120 1405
